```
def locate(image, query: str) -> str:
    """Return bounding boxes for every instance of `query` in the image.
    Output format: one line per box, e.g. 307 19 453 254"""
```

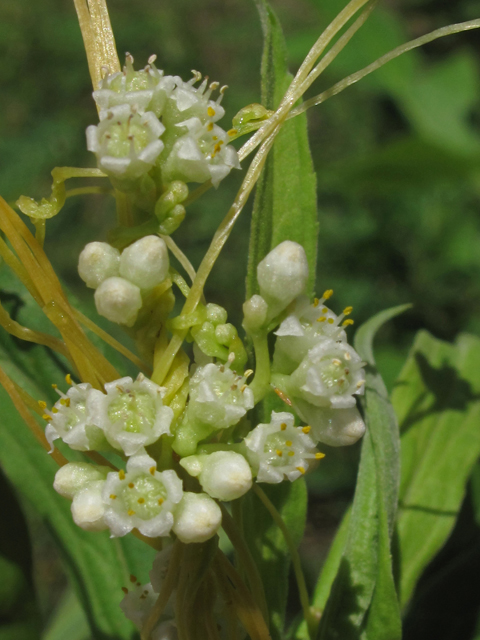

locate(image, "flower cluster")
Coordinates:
87 55 240 189
50 239 366 543
78 235 169 326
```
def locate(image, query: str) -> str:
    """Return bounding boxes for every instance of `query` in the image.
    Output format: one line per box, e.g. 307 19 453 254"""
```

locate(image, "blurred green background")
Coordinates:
1 0 480 638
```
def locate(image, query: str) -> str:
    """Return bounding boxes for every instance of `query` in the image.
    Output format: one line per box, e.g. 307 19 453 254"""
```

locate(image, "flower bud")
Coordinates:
119 235 169 290
243 295 268 332
53 462 110 499
172 492 222 543
78 242 120 289
257 241 309 315
181 451 252 501
94 276 142 326
293 402 366 447
71 481 108 532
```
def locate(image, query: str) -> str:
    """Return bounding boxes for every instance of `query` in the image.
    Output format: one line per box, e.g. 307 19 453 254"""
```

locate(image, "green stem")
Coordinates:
252 484 317 640
248 332 271 405
219 504 269 625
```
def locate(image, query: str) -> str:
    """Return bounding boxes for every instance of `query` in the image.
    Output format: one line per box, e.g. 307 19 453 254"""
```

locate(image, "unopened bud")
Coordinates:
54 462 110 499
94 277 142 326
119 236 169 290
78 242 120 289
71 481 108 532
181 451 252 501
172 492 222 543
257 241 309 314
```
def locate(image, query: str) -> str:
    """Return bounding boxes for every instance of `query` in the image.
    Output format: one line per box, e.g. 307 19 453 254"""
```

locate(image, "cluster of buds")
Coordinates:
78 235 169 326
87 54 240 189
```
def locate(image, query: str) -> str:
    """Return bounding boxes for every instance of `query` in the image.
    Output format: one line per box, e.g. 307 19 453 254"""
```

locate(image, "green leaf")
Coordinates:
246 0 318 300
316 305 408 639
242 479 307 640
0 268 155 639
42 587 90 640
393 330 480 608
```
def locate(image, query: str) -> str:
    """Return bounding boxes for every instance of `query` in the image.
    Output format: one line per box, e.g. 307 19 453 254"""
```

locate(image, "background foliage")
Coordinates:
1 0 480 638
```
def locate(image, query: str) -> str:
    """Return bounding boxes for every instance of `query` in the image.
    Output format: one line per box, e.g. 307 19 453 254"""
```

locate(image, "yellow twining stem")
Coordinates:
73 0 120 92
0 301 72 362
0 364 68 467
0 197 119 387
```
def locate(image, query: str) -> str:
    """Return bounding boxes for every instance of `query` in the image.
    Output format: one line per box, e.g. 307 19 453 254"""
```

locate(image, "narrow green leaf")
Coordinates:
393 330 480 607
242 479 307 640
246 0 318 299
42 587 90 640
316 305 408 639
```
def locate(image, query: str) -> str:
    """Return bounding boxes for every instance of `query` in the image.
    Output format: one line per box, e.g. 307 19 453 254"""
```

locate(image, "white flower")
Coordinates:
163 72 226 127
94 276 142 327
71 480 108 532
78 242 120 289
120 581 158 629
180 451 252 501
257 241 309 317
244 411 322 483
187 362 254 431
172 492 222 543
53 462 110 499
88 374 173 456
93 55 176 119
102 454 183 537
119 235 169 290
44 382 107 452
273 292 352 374
289 339 365 409
86 104 165 179
162 117 240 188
293 402 366 447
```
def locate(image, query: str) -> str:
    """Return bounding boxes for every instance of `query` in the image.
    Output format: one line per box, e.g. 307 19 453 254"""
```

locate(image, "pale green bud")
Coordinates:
172 492 222 543
78 242 120 289
119 235 169 290
53 462 110 499
94 276 142 326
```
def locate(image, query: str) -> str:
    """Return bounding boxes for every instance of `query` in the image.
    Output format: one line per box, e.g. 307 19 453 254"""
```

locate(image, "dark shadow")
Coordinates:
399 352 480 435
397 503 459 517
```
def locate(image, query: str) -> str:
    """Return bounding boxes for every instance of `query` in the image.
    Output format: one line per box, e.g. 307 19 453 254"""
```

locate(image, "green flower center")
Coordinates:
108 391 156 433
121 476 167 520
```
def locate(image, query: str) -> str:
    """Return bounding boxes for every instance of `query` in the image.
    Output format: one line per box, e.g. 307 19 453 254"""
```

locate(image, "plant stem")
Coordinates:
248 331 271 405
252 484 318 639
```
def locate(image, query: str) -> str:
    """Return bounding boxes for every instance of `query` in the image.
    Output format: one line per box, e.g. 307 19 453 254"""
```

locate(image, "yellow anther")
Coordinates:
214 143 222 154
119 470 125 480
276 450 283 457
42 414 52 421
344 352 351 361
317 316 326 323
127 510 136 516
280 423 287 431
315 452 325 460
240 384 247 392
288 451 295 457
343 306 353 315
302 426 311 434
137 498 145 504
212 135 218 141
342 319 354 327
149 466 156 476
51 384 57 389
327 318 335 324
110 494 117 500
38 400 47 409
128 482 135 489
322 307 328 313
356 380 365 388
227 128 238 137
322 289 333 300
332 358 342 366
244 369 254 379
65 373 72 385
51 407 58 414
207 106 216 117
285 440 293 447
207 123 214 131
313 298 319 307
296 466 306 474
158 498 164 506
